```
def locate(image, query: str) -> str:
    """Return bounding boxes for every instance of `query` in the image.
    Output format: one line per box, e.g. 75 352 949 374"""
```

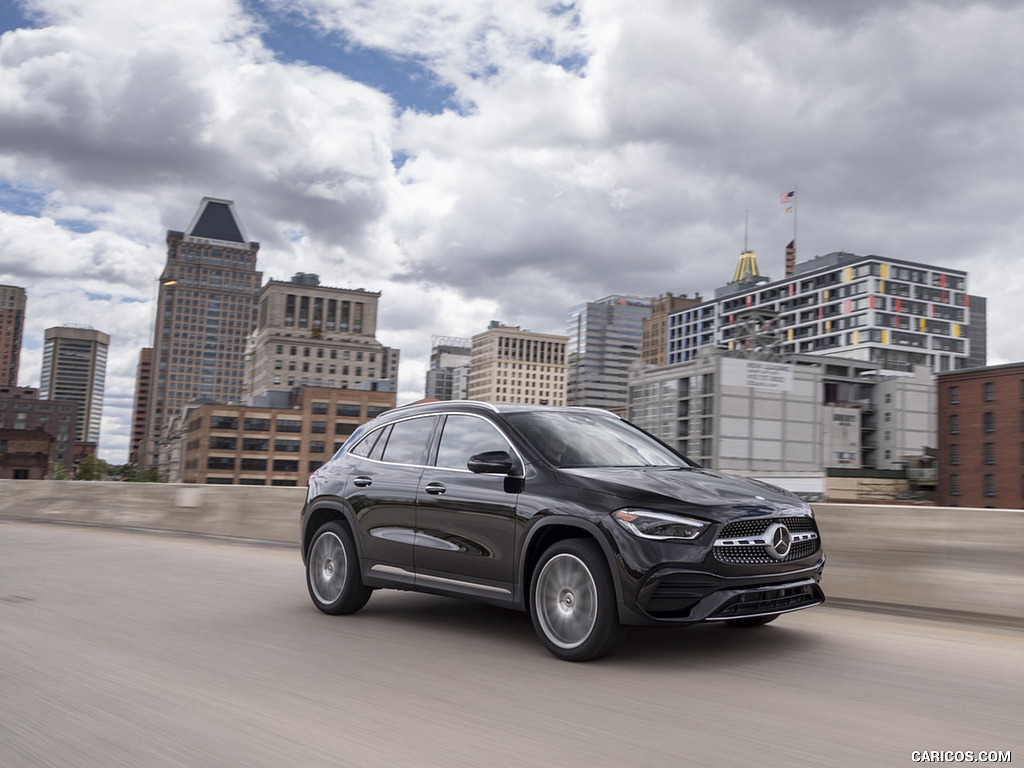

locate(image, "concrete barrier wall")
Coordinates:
1 481 1021 625
0 480 306 545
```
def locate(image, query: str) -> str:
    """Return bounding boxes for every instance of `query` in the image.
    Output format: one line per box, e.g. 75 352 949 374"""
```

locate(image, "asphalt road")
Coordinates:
1 520 1020 768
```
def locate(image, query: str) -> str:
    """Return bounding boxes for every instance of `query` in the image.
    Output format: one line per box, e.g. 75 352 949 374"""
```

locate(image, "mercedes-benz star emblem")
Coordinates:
764 522 793 560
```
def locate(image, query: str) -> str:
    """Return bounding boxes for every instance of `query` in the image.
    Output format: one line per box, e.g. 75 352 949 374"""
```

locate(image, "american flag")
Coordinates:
780 191 795 204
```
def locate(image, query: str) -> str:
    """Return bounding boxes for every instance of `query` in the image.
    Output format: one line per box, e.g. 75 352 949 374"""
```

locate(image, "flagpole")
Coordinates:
793 184 798 253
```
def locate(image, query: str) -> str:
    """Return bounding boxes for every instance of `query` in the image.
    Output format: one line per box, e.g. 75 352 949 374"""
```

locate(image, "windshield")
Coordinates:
506 410 694 469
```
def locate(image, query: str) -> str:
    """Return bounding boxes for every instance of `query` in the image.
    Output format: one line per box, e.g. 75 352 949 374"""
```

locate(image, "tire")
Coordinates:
306 521 372 615
725 614 779 628
530 539 624 662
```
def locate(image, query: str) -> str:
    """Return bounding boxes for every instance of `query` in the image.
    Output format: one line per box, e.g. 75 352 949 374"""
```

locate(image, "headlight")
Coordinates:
612 509 708 541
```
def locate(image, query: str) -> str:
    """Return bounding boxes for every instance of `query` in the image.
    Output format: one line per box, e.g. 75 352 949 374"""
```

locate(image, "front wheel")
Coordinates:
530 539 624 662
306 521 372 615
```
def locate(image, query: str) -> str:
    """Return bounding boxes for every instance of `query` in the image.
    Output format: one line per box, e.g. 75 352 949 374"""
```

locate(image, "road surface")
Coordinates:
1 520 1019 767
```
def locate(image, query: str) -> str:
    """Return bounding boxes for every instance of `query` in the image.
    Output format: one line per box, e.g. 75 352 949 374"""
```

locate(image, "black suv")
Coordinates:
300 401 824 661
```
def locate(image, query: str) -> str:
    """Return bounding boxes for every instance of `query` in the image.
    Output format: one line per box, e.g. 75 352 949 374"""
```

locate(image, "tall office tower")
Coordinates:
242 273 399 398
140 198 262 471
424 336 472 401
667 251 983 374
128 347 152 464
642 293 701 366
467 322 568 406
39 325 110 445
0 285 27 386
566 295 651 412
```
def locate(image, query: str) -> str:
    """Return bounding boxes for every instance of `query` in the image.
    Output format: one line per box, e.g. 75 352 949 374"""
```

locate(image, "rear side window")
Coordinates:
381 417 438 466
350 426 385 458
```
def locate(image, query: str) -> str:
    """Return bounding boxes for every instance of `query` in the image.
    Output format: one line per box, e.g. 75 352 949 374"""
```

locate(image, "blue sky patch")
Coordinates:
0 183 47 218
0 2 34 33
242 0 457 115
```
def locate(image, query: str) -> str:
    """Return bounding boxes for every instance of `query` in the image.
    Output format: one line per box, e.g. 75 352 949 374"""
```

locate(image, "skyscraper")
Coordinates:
467 323 567 406
128 347 152 465
139 198 262 471
40 325 109 445
425 336 472 401
0 285 27 387
242 273 398 399
566 295 651 412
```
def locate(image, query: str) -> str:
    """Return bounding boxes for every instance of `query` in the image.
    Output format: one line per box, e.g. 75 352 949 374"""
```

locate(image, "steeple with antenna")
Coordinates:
733 210 761 282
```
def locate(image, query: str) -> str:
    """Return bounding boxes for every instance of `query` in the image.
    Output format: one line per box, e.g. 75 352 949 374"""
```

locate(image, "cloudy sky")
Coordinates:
2 0 1023 463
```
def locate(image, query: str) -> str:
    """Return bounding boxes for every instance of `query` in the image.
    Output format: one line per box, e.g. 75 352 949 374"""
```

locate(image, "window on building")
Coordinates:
209 436 237 450
949 386 960 404
984 412 995 433
207 456 235 470
244 418 270 431
984 474 996 497
242 438 268 451
950 475 960 496
240 458 267 471
309 441 325 454
273 459 299 472
984 382 995 402
210 416 238 430
949 415 960 434
984 443 995 465
949 444 960 465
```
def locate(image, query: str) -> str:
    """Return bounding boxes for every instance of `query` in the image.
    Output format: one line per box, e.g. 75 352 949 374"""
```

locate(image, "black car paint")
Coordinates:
301 401 825 627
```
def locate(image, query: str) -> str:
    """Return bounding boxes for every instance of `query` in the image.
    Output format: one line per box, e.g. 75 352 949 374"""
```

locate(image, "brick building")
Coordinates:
181 386 395 485
937 362 1024 507
0 386 78 476
0 428 52 479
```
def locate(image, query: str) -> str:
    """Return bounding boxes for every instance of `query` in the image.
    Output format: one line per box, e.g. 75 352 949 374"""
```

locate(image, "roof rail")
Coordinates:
392 399 501 413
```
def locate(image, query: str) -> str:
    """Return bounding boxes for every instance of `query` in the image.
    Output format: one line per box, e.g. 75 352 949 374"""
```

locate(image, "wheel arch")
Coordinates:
302 499 358 560
518 516 624 610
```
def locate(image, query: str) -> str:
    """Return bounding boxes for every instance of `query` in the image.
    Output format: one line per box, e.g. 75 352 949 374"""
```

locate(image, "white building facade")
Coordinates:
668 252 983 374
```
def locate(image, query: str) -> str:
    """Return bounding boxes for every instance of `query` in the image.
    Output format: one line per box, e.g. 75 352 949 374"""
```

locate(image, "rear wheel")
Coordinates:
530 539 624 662
306 521 372 615
725 614 779 628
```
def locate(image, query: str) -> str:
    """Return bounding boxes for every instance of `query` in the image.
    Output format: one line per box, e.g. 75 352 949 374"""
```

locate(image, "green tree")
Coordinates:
75 454 110 481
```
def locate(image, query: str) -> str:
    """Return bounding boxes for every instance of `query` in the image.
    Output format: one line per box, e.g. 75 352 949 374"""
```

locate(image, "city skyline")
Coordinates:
2 1 1024 462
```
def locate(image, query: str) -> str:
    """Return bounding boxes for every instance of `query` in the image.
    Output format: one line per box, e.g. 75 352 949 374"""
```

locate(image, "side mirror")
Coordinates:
467 450 515 475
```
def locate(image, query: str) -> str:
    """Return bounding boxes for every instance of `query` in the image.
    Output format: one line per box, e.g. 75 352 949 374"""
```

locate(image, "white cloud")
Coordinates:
2 0 1024 462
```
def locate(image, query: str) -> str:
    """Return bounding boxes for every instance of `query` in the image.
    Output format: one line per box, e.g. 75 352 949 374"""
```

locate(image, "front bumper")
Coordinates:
604 515 826 626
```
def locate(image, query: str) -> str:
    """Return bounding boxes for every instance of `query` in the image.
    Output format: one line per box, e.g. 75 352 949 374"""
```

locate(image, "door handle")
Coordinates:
352 476 372 488
424 482 447 495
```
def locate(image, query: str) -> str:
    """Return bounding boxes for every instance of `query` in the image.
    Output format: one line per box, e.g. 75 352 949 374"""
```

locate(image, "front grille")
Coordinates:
714 516 820 565
712 582 824 619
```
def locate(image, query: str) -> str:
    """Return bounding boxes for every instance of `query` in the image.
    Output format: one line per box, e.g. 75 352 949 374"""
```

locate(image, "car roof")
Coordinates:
378 400 623 421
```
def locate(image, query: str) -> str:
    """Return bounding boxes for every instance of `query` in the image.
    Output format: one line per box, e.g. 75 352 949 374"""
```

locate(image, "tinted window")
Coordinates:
507 410 690 468
349 428 383 458
381 417 437 465
435 415 511 470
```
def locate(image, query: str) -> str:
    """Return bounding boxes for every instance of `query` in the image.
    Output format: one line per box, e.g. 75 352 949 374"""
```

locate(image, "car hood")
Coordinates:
555 466 810 518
